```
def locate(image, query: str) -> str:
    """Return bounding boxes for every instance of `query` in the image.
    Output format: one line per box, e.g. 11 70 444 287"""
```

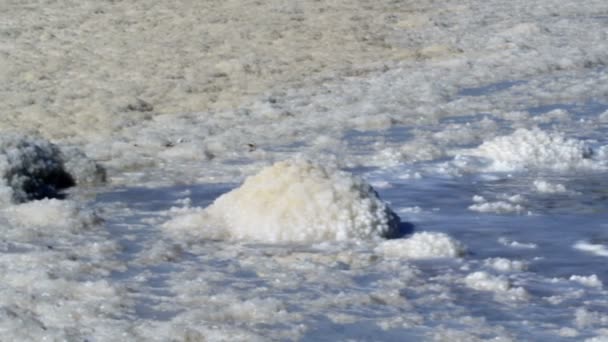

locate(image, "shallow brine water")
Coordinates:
79 71 608 341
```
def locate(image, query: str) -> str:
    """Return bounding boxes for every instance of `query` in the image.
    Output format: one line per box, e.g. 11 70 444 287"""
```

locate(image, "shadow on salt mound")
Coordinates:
163 159 406 243
0 133 105 205
455 127 601 172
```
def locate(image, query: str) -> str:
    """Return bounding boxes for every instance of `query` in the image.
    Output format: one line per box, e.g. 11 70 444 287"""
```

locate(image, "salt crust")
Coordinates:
164 159 400 242
465 128 599 172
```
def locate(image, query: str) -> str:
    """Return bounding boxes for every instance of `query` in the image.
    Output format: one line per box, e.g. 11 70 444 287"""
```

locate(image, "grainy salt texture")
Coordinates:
462 128 600 172
164 159 400 242
375 232 464 259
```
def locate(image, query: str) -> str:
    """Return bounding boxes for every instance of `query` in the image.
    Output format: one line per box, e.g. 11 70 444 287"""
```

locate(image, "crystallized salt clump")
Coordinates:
3 198 100 237
375 232 464 259
164 159 400 242
0 133 105 205
465 128 597 171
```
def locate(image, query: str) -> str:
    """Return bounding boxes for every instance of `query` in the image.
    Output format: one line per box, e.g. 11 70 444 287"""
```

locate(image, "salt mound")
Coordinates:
3 198 100 235
0 133 105 205
164 159 401 242
375 232 464 259
464 128 597 171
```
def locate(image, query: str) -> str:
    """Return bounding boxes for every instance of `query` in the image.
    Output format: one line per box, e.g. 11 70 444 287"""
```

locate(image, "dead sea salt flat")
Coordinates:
1 0 608 340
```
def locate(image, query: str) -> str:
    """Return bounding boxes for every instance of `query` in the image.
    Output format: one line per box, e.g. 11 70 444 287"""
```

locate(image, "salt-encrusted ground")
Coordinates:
2 0 443 138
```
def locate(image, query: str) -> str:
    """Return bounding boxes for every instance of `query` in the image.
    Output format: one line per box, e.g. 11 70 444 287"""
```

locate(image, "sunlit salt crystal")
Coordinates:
574 241 608 257
570 274 603 288
469 201 524 214
502 111 530 121
484 258 527 272
375 232 465 259
533 179 567 193
498 237 537 249
556 327 579 337
465 271 511 292
464 271 528 301
585 335 608 342
464 128 598 171
472 195 486 203
369 180 392 189
534 109 571 123
501 194 525 203
164 159 400 242
397 206 422 214
3 198 98 233
575 308 608 329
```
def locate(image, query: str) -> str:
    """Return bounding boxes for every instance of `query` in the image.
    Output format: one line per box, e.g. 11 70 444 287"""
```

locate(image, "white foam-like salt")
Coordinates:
464 271 529 301
463 128 599 172
164 159 400 242
3 199 98 235
469 200 525 214
375 232 465 259
533 179 568 193
574 241 608 257
470 201 524 214
498 237 538 249
569 275 603 288
484 258 527 272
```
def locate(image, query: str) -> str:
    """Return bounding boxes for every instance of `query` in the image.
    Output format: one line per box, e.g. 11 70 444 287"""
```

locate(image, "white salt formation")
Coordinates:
375 232 464 259
164 159 400 242
533 179 568 193
0 133 104 205
465 128 598 172
3 199 100 238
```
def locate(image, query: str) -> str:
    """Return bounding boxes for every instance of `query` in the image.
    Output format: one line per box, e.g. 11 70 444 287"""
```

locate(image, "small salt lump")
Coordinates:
375 232 464 259
0 133 105 205
164 159 401 242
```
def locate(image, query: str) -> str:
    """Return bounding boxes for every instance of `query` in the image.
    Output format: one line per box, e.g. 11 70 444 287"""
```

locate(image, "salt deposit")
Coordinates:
164 159 400 242
484 258 527 272
464 271 529 301
0 133 104 206
574 241 608 257
462 128 600 172
375 232 464 259
3 199 99 237
469 195 526 214
533 179 568 193
570 275 603 288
